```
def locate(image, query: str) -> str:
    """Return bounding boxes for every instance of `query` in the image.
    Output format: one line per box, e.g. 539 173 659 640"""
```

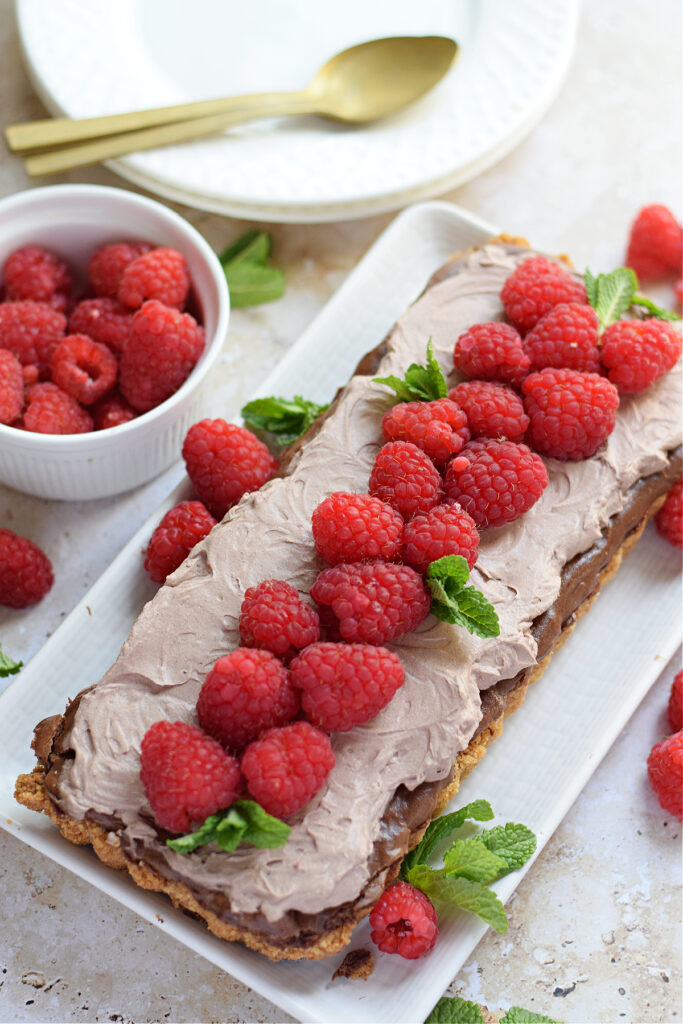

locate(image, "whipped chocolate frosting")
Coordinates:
49 244 682 923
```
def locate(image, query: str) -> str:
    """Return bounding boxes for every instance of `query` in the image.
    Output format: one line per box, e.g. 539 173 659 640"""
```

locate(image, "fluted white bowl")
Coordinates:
0 184 229 500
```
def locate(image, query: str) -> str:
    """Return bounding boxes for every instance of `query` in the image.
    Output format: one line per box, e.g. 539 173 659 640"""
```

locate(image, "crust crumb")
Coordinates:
332 948 375 981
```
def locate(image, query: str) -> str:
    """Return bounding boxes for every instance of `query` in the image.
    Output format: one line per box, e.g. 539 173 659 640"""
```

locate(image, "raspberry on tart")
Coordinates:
369 441 443 520
444 439 549 529
402 502 479 574
501 255 587 334
522 368 620 460
599 319 681 395
144 500 217 583
290 641 405 732
453 321 530 384
140 720 243 834
312 491 404 565
448 380 529 443
239 579 320 659
241 721 335 818
381 398 470 465
182 419 279 520
523 302 601 373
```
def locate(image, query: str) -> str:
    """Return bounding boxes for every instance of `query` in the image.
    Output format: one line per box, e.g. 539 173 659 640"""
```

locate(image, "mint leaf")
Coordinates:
225 262 285 307
231 799 291 848
0 643 22 677
500 1008 562 1023
585 267 638 332
631 294 681 322
374 338 448 402
401 799 494 877
241 394 328 445
443 837 508 884
426 556 500 638
219 229 285 307
219 229 271 268
480 822 537 874
167 802 290 854
425 995 484 1023
407 864 508 934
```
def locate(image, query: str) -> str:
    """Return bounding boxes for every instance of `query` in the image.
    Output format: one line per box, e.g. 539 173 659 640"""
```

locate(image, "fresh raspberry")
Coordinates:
119 300 204 412
91 390 137 430
239 579 320 659
522 369 620 461
501 256 587 334
523 303 601 373
599 319 681 395
23 382 93 434
68 297 132 355
144 500 217 583
22 364 39 387
0 349 23 424
0 528 53 608
182 419 279 520
369 881 438 959
448 380 530 442
444 440 548 528
88 241 153 298
626 205 683 281
3 245 71 303
667 671 683 733
655 479 683 549
676 279 683 307
647 730 683 819
453 321 530 385
290 641 404 733
310 561 431 645
241 721 334 818
402 502 479 574
118 247 190 310
381 398 470 465
0 301 66 369
139 720 242 834
369 441 443 520
312 492 404 566
50 334 117 405
197 648 299 754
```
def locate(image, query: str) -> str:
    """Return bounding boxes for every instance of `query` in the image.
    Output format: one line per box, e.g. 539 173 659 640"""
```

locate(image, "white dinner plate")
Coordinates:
16 0 580 222
1 201 680 1024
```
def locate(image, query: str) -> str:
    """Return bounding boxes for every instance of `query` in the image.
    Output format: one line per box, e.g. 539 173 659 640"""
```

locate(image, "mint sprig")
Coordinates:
426 556 500 638
0 643 22 677
425 995 484 1023
500 1009 562 1024
166 799 290 854
241 394 329 445
219 229 285 308
585 266 680 332
401 799 536 936
374 338 448 402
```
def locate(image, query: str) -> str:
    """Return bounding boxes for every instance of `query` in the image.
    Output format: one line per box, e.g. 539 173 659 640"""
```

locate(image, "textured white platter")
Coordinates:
0 201 680 1024
15 0 580 222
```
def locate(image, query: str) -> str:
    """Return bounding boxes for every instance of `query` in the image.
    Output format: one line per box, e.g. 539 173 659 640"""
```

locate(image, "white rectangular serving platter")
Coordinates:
1 201 681 1024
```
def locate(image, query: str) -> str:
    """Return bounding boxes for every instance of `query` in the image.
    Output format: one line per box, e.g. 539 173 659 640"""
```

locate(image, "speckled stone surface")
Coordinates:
0 1 681 1022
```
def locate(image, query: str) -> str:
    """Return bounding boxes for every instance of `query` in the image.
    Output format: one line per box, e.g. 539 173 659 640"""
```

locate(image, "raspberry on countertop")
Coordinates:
0 528 54 608
667 671 683 734
647 730 683 819
626 205 683 281
655 479 683 549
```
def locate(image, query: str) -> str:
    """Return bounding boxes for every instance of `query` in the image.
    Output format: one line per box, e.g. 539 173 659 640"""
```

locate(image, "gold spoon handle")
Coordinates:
6 89 314 152
22 96 321 177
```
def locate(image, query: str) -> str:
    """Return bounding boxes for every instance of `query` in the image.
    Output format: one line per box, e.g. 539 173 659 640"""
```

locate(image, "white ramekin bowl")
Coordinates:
0 184 230 500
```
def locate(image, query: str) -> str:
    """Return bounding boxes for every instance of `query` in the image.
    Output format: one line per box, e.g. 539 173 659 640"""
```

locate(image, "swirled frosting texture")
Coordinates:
53 244 682 920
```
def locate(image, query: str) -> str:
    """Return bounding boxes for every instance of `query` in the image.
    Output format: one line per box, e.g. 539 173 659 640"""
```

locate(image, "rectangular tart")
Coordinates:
15 241 682 962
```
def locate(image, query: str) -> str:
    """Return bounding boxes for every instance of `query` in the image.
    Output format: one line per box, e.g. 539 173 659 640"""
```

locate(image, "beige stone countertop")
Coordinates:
0 1 681 1022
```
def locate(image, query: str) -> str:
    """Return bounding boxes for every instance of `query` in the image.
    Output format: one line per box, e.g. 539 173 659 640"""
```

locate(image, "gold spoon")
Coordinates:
6 35 458 177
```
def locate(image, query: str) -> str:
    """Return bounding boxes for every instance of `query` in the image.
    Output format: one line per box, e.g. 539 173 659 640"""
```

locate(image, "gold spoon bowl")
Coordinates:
6 35 458 176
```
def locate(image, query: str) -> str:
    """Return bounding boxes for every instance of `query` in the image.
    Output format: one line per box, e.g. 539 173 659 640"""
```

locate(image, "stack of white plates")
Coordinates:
16 0 579 222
